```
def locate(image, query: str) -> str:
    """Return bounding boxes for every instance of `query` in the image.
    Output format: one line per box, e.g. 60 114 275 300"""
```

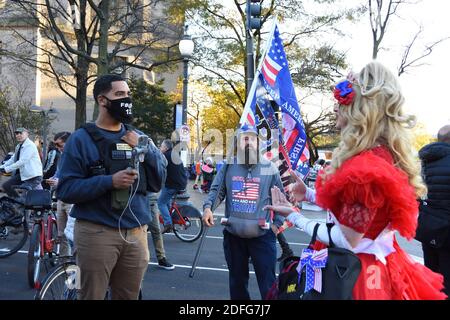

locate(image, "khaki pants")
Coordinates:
56 200 73 256
74 219 149 300
148 203 165 261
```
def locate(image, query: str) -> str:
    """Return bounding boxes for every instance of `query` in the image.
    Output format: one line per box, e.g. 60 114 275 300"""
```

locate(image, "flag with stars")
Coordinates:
259 24 308 172
238 20 310 233
241 21 309 172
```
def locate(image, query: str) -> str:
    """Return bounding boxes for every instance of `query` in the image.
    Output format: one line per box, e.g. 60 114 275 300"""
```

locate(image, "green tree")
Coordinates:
128 78 173 143
166 0 363 163
167 0 362 106
1 0 182 128
0 88 45 157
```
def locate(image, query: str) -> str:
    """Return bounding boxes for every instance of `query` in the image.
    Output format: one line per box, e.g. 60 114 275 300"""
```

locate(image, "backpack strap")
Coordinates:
123 123 135 132
81 122 105 143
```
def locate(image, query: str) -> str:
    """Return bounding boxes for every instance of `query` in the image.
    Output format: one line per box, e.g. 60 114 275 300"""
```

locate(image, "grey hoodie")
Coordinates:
203 158 284 238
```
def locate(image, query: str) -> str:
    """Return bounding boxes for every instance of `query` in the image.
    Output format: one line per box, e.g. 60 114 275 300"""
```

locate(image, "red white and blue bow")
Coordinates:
297 248 328 294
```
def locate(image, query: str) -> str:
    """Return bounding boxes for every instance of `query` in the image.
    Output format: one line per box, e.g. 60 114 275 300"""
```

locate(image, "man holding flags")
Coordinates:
202 19 310 299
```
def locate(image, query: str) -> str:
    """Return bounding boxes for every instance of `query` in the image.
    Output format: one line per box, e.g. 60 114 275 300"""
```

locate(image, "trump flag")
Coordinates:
240 19 310 183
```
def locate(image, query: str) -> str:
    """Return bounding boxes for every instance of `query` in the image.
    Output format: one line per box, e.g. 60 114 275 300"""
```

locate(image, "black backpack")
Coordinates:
268 223 362 300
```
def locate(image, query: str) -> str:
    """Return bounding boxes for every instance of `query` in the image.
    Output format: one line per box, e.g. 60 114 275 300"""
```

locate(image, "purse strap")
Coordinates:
326 223 336 248
307 223 320 249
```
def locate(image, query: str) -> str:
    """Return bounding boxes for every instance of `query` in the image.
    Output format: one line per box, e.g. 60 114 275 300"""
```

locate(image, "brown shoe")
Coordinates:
162 224 173 234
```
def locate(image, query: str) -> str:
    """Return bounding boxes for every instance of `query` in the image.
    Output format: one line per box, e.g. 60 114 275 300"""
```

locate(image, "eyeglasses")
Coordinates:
15 132 23 135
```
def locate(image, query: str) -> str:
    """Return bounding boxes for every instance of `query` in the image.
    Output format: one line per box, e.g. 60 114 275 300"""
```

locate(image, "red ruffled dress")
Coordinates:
314 146 447 300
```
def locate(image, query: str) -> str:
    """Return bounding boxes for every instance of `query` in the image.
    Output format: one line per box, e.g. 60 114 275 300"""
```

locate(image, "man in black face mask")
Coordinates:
56 74 167 300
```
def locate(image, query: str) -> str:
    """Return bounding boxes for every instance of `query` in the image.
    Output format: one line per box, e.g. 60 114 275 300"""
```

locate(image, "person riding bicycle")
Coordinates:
157 139 188 234
56 74 167 300
0 127 43 199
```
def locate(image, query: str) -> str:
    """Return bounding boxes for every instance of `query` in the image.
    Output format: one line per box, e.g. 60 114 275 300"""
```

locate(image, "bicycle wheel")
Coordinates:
47 217 59 267
0 217 28 258
35 260 78 300
28 223 43 288
172 205 204 242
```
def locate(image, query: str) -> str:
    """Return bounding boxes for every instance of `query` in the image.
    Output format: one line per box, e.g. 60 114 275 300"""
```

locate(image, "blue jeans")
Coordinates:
223 229 277 300
157 187 178 226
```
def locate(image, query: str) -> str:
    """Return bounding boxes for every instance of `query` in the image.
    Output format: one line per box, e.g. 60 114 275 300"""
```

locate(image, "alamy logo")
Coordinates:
64 265 81 290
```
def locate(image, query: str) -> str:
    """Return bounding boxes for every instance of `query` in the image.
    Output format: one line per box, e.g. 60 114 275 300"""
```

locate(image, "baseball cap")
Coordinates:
238 123 258 136
14 127 28 134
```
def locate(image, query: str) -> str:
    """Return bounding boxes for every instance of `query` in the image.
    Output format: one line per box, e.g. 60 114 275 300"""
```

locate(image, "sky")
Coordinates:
193 0 450 136
335 0 450 136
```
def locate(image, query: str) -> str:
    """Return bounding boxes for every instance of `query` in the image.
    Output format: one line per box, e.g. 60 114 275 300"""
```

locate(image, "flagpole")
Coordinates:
240 17 278 125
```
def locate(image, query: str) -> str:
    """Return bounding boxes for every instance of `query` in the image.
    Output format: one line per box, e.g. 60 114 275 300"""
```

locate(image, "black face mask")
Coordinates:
104 97 133 124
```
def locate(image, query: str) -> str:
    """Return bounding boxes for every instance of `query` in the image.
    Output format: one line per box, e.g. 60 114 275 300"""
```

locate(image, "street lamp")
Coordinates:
30 104 58 161
178 24 194 126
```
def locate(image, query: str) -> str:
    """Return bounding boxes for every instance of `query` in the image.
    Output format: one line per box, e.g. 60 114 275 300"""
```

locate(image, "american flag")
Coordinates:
261 28 286 87
231 180 259 200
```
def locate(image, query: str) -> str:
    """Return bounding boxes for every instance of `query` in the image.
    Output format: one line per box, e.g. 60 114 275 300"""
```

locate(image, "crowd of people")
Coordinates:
0 61 449 300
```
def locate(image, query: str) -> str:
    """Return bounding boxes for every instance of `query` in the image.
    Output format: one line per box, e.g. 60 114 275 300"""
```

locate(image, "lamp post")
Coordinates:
178 24 194 126
30 104 58 161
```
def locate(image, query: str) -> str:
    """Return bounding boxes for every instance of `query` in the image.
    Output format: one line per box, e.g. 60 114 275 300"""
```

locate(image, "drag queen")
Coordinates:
266 61 447 300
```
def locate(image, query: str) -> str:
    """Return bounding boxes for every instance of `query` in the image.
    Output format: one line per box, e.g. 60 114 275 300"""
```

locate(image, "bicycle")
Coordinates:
35 256 143 300
34 256 78 300
25 189 60 288
0 185 36 258
0 197 28 258
158 191 203 242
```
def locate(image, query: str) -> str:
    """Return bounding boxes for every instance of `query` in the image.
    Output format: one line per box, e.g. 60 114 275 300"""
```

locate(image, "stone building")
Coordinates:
0 0 182 134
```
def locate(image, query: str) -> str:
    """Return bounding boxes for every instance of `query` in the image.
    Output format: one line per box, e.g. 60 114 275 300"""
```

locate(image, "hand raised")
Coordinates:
288 169 307 203
121 130 139 148
264 187 296 217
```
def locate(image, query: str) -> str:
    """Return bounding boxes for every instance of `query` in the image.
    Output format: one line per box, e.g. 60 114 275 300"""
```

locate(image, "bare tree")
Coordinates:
398 26 450 76
303 108 338 163
369 0 404 59
368 0 449 76
1 0 183 128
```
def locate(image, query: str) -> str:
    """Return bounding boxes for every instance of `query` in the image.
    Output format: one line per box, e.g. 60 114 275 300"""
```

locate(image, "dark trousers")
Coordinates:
2 174 42 198
423 243 450 296
223 229 276 300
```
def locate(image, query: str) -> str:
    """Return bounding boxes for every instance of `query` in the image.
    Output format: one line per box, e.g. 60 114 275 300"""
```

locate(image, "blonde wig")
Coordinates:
327 61 427 197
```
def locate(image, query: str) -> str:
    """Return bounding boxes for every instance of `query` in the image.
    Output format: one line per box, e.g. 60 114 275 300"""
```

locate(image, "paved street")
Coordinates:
0 180 424 300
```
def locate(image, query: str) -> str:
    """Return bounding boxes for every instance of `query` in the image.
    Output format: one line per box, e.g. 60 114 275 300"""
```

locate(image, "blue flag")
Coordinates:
240 20 309 181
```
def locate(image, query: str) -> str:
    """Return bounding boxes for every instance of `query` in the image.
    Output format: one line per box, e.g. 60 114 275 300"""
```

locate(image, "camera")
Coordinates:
131 135 150 169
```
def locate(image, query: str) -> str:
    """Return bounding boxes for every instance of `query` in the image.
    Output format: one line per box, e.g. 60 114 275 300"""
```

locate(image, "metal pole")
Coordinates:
246 0 255 98
182 58 189 125
189 226 208 278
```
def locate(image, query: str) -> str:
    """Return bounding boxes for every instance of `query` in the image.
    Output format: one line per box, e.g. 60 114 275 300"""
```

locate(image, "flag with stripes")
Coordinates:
240 21 309 173
231 180 260 200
